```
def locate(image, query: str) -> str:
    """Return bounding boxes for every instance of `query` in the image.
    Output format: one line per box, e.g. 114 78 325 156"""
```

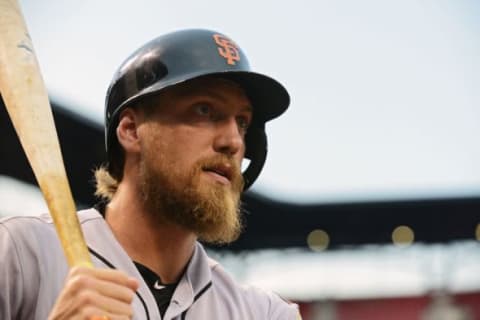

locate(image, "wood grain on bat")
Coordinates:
0 0 92 267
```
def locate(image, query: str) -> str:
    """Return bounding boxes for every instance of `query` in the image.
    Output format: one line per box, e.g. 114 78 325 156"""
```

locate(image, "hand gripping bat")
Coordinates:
0 0 93 268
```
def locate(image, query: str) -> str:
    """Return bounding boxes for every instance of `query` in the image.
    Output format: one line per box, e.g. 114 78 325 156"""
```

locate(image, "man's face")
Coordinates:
135 77 252 244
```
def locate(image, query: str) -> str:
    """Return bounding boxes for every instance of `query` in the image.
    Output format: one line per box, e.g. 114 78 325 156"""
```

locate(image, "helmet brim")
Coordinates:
213 71 290 122
112 70 290 127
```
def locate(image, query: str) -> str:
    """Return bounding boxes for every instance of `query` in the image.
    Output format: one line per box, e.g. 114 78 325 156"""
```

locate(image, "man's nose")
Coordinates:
213 117 244 157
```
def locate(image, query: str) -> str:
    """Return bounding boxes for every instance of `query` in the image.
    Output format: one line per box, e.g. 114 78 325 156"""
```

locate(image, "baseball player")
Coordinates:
0 29 301 319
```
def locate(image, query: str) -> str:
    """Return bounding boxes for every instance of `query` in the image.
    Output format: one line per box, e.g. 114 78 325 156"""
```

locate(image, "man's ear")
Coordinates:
116 108 142 153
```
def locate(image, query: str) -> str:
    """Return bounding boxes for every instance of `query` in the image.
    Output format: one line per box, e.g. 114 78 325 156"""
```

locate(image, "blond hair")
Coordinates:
94 166 119 200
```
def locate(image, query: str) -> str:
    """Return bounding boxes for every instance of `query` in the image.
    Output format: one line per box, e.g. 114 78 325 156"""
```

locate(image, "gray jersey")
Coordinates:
0 209 300 319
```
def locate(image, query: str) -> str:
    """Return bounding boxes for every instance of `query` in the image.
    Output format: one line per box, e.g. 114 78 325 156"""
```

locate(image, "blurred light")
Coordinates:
0 175 47 217
476 224 480 241
307 229 330 251
392 225 415 247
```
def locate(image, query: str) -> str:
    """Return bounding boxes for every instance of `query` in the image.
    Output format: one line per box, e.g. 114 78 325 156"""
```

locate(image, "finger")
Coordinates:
69 266 139 292
79 290 134 317
94 281 137 305
91 268 139 291
70 267 139 291
82 305 131 320
66 273 136 304
89 316 112 320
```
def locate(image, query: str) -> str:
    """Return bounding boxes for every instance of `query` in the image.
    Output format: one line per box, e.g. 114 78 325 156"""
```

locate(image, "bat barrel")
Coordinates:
0 0 92 268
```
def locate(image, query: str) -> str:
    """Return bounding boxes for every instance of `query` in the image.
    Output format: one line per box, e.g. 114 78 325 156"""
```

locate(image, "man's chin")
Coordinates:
139 156 243 244
189 185 242 244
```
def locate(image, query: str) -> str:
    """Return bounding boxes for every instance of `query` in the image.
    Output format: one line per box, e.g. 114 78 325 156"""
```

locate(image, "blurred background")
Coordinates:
1 0 479 319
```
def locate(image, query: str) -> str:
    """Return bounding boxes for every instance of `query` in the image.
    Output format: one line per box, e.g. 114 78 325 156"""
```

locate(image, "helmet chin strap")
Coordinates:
242 126 267 190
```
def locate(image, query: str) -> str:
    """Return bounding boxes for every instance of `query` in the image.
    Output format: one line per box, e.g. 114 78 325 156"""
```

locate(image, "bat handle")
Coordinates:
40 173 94 268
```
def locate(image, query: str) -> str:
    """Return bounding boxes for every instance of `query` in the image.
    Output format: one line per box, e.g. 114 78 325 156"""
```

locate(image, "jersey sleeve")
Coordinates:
266 290 302 320
0 222 25 319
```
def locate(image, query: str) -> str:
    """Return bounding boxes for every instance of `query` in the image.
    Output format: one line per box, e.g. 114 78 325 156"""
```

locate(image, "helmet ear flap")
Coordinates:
243 125 267 190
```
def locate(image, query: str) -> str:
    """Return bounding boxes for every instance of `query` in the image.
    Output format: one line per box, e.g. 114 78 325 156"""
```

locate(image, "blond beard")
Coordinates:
138 150 244 244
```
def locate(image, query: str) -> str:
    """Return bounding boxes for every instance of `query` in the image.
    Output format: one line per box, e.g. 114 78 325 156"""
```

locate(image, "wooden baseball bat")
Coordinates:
0 0 92 268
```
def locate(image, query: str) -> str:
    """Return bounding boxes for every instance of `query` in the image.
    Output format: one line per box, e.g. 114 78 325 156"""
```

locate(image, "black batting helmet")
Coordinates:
105 28 289 190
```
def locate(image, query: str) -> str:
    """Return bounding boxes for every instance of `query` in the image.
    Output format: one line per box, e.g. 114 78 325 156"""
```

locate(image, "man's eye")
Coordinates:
237 116 250 131
195 104 211 116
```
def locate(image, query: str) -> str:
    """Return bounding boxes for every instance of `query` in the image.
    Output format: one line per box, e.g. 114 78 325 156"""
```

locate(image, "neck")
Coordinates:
105 181 196 284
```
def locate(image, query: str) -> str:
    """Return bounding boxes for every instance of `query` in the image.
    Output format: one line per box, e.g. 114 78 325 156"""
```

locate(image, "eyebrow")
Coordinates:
201 88 228 103
184 87 253 113
240 105 253 113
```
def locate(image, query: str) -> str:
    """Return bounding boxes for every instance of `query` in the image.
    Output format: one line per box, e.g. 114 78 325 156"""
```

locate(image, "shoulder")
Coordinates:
0 208 103 233
0 208 103 258
0 213 55 245
209 258 300 320
0 209 103 319
0 208 103 231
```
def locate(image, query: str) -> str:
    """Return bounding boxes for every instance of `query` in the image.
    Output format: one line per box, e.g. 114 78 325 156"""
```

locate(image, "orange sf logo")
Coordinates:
213 34 240 65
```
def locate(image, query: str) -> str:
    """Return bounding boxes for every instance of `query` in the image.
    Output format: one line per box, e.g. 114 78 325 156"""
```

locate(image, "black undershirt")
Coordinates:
134 262 178 318
94 201 177 318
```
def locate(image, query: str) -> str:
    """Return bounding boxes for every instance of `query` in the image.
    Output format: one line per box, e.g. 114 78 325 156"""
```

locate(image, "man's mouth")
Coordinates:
203 164 233 185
